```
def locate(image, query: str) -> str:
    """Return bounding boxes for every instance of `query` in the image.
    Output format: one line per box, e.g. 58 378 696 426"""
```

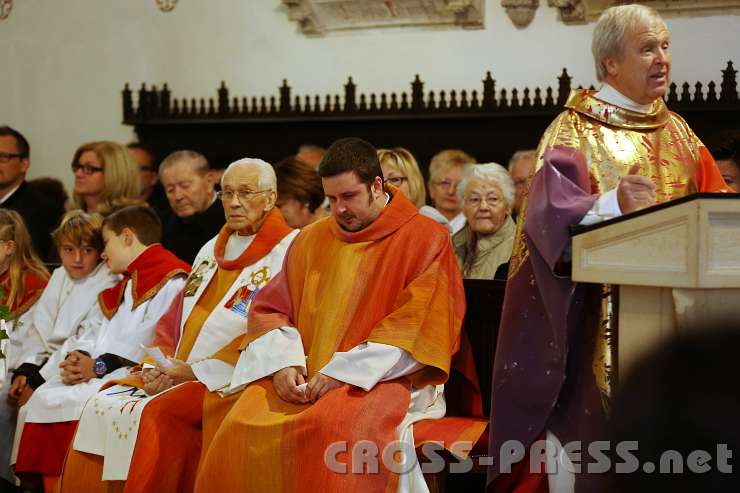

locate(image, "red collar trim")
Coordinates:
98 244 190 319
0 270 48 318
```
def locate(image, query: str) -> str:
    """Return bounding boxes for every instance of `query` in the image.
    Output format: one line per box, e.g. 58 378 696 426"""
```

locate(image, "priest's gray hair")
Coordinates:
592 4 666 82
457 163 515 209
222 157 277 192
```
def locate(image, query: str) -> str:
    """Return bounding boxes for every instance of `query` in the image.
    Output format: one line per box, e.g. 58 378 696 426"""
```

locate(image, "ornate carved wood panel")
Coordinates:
123 62 740 175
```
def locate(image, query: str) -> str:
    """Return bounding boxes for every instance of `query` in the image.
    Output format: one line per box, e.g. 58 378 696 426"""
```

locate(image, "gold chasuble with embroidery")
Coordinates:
529 89 728 207
511 89 729 401
195 190 466 493
488 89 729 492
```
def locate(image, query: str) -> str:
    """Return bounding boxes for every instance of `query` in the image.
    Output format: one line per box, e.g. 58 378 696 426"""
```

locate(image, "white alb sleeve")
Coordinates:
191 359 236 392
579 188 622 226
319 342 423 391
228 327 306 393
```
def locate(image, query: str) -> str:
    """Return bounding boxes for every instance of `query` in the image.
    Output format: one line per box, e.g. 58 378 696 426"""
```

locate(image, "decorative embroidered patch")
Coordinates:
86 386 149 440
223 266 271 317
184 258 215 297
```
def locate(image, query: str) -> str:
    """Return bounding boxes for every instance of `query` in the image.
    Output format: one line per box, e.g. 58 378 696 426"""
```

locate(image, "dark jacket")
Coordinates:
2 181 62 261
161 198 225 264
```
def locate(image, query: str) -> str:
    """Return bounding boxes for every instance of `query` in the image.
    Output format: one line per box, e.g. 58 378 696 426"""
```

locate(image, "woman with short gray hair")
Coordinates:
452 163 515 279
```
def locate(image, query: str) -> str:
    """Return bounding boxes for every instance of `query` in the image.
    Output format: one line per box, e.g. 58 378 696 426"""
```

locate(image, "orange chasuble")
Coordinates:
57 209 293 493
195 190 466 493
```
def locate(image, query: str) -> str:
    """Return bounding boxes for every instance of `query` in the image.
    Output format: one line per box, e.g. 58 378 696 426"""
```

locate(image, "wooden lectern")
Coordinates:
571 193 740 380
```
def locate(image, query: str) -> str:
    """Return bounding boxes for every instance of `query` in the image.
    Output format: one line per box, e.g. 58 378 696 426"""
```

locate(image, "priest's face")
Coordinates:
221 165 276 235
323 171 384 232
463 179 511 235
605 19 671 105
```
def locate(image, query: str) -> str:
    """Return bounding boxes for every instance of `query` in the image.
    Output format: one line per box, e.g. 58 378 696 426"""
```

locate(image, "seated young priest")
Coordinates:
194 138 469 493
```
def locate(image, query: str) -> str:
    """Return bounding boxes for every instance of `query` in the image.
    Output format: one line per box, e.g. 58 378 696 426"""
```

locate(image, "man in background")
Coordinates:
127 142 168 216
159 150 224 263
0 125 61 260
507 149 536 219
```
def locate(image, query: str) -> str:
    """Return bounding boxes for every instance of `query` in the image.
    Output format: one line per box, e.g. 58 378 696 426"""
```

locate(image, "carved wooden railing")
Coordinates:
122 61 739 124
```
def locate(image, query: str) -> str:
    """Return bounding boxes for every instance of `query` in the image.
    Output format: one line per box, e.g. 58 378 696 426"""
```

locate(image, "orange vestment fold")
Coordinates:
195 190 466 493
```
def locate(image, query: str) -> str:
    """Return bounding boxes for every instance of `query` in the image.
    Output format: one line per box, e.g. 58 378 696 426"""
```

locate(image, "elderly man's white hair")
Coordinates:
592 4 666 82
222 157 277 192
457 163 515 209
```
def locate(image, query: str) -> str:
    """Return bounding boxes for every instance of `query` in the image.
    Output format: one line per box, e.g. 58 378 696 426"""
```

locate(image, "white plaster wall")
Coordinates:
0 0 738 189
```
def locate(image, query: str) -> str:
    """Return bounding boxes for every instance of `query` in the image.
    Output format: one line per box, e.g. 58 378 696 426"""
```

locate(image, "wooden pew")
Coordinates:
419 279 507 492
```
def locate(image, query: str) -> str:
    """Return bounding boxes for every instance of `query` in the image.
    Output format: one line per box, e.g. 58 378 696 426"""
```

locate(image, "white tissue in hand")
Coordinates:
140 344 173 368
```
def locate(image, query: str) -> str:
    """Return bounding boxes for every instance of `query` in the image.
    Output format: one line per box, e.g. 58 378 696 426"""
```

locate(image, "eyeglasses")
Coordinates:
0 152 26 164
385 176 408 187
465 195 503 207
71 163 104 175
217 189 271 203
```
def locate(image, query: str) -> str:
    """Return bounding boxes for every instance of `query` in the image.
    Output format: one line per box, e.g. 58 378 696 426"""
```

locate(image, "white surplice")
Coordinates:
11 270 185 472
72 229 298 480
17 263 119 380
18 274 185 425
0 263 117 477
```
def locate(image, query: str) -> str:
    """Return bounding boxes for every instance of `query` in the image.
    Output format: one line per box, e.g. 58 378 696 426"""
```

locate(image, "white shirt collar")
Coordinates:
595 83 653 114
0 182 22 205
449 212 467 235
225 231 255 261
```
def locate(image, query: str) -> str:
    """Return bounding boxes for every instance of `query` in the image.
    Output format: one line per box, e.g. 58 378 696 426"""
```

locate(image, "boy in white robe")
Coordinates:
13 205 189 490
0 211 117 485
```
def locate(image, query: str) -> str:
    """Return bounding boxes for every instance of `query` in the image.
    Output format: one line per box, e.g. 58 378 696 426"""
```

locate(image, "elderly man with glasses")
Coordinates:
56 157 298 493
0 126 62 260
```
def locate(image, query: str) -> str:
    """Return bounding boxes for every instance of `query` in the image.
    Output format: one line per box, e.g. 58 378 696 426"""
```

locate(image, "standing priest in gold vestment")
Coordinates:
488 5 730 493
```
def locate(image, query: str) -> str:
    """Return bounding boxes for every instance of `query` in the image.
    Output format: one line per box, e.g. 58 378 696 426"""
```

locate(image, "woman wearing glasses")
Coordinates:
452 162 516 280
69 142 140 214
377 148 426 208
